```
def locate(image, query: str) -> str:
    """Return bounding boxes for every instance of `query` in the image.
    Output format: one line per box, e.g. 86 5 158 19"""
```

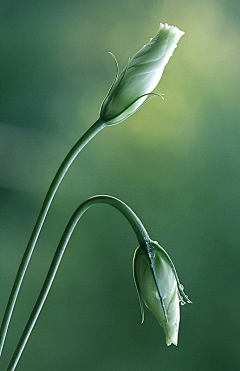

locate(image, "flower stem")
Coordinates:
5 195 150 371
0 119 106 356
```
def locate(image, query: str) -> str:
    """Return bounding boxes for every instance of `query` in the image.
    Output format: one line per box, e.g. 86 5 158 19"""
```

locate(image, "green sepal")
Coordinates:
146 243 168 322
133 247 145 324
105 92 164 125
150 240 192 305
100 56 130 118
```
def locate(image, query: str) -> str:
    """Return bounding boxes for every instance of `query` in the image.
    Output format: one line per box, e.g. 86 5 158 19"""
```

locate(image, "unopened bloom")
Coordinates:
133 240 191 346
100 23 185 125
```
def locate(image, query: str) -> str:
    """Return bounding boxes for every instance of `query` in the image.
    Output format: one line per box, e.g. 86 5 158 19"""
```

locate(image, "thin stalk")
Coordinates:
0 119 106 356
6 195 150 371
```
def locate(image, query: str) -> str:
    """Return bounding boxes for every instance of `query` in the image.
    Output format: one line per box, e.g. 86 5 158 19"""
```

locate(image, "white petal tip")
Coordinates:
158 22 185 39
166 339 178 347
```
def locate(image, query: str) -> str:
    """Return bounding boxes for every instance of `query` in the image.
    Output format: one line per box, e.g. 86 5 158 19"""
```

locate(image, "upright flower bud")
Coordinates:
133 241 191 346
100 23 185 125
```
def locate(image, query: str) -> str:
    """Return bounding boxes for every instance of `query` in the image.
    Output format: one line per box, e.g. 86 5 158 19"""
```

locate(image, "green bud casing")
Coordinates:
133 241 187 346
100 23 185 125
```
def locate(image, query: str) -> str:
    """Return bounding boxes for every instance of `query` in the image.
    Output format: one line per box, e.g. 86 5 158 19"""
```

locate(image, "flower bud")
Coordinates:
100 23 185 125
133 241 191 346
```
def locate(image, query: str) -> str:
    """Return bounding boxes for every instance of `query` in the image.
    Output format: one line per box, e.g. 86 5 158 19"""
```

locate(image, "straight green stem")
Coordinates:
6 195 150 371
0 119 106 356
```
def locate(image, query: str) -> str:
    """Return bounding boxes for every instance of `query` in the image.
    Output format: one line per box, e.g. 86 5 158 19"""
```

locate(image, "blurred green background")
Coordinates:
1 0 240 370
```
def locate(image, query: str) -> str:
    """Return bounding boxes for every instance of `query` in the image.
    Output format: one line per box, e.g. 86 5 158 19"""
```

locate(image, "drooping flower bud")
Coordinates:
133 240 191 346
100 23 185 125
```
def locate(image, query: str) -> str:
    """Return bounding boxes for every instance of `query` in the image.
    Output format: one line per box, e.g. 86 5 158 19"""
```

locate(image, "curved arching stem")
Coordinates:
6 195 150 371
0 119 106 356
